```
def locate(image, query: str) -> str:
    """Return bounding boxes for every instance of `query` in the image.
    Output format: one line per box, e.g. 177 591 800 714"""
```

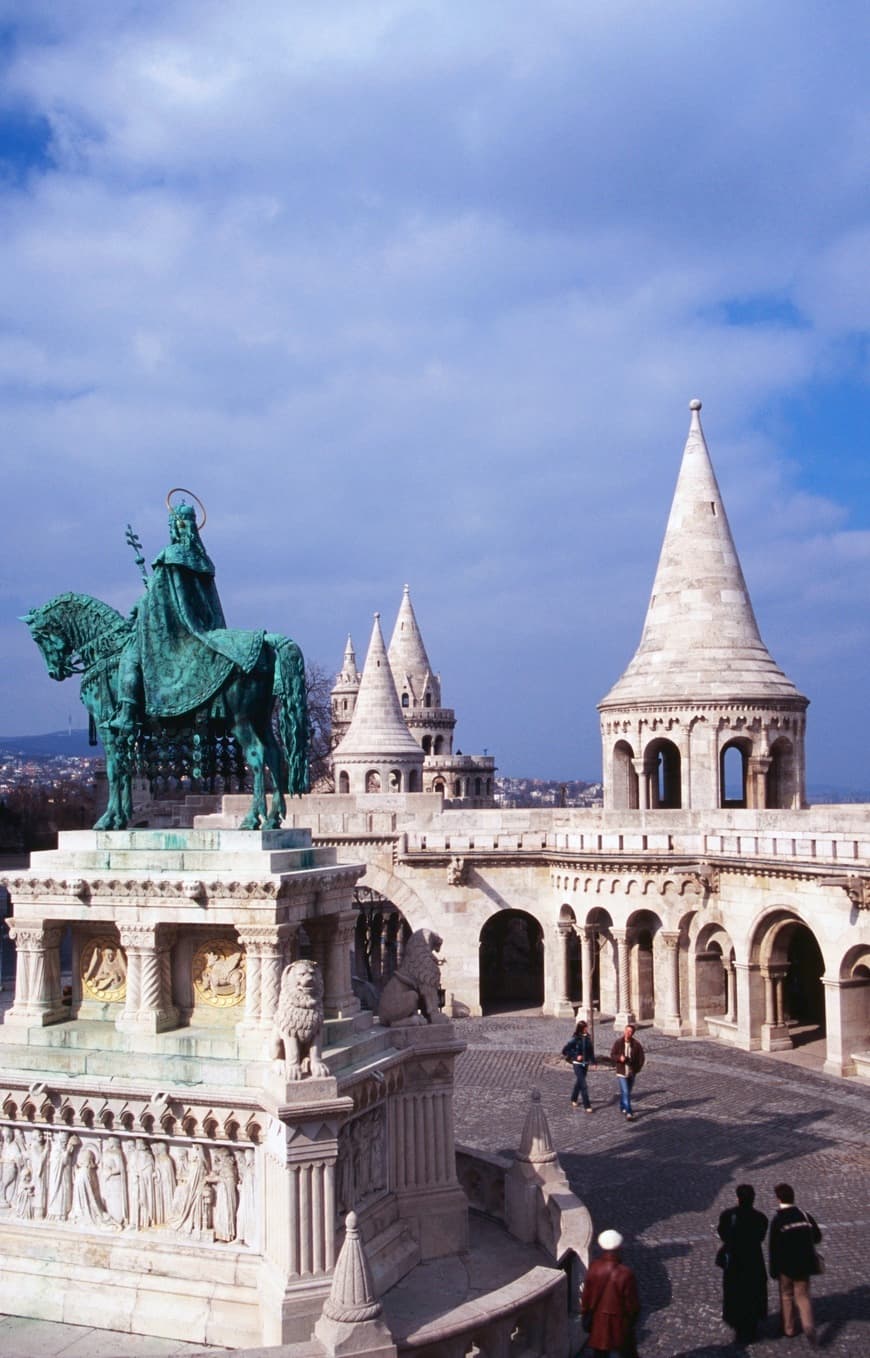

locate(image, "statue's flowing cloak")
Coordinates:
137 538 264 716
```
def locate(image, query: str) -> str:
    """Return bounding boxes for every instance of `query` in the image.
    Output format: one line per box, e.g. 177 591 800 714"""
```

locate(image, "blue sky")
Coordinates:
2 1 870 787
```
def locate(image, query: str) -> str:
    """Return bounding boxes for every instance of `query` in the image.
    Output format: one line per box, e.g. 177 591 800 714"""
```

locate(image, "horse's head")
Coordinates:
20 603 77 681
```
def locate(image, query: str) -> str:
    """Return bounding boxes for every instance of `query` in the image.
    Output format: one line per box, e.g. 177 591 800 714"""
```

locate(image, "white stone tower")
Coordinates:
388 585 455 757
598 399 808 811
332 613 425 794
330 634 361 745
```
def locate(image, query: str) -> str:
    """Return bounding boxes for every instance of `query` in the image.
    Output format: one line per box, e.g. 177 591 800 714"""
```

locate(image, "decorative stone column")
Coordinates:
612 929 635 1027
822 975 863 1077
235 923 295 1033
309 911 360 1020
575 926 596 1027
116 923 178 1033
725 959 738 1022
760 964 792 1051
747 755 772 810
4 921 66 1027
631 759 649 810
660 931 682 1035
553 923 576 1019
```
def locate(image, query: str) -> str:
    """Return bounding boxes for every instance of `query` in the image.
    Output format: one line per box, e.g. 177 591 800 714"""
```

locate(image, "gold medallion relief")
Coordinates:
81 937 128 1002
192 940 246 1007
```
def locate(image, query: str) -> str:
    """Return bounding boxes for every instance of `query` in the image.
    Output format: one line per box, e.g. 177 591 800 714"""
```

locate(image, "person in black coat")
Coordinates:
717 1183 768 1343
562 1020 596 1111
769 1182 822 1344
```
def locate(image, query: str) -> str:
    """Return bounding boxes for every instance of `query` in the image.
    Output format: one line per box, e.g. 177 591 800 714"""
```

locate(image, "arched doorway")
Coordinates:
783 926 825 1030
754 912 826 1049
627 909 661 1022
479 910 544 1014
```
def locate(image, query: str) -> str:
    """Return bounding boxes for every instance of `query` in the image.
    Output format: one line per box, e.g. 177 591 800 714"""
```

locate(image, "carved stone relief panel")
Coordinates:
192 938 246 1008
336 1108 386 1219
0 1122 258 1248
80 937 128 1003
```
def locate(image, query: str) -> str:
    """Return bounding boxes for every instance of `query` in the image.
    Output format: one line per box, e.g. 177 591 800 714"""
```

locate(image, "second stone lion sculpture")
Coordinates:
377 928 449 1026
270 959 330 1080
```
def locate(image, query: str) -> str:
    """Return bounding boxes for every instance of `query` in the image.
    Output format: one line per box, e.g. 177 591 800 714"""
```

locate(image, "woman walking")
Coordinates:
562 1019 596 1111
717 1183 768 1344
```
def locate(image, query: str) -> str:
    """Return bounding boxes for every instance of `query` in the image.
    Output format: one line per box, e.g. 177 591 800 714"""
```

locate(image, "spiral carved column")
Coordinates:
116 923 178 1033
4 921 66 1027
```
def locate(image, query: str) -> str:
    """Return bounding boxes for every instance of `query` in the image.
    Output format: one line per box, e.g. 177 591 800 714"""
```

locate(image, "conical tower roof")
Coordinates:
388 585 438 702
332 613 423 758
601 400 806 707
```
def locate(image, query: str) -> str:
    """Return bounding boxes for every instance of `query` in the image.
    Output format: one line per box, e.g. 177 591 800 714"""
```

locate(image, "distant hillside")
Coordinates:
0 729 98 757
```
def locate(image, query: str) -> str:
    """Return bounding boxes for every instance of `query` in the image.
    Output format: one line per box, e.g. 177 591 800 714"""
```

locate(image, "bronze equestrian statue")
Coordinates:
21 493 309 831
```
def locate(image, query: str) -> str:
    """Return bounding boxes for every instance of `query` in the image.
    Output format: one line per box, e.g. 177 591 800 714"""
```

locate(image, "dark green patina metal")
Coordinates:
21 501 309 831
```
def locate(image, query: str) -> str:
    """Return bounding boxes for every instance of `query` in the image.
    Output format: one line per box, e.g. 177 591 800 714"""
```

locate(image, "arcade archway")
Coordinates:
479 910 544 1013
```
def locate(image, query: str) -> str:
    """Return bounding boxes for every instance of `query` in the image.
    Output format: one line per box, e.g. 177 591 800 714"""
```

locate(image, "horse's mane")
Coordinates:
36 592 128 631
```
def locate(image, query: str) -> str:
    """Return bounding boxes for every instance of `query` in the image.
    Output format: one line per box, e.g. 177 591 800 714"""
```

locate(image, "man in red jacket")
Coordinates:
582 1228 641 1358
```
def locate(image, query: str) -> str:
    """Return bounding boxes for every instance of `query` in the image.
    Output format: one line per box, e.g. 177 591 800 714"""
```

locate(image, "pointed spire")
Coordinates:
321 1211 383 1324
332 614 423 758
388 585 440 707
335 634 360 687
601 399 805 705
516 1089 558 1165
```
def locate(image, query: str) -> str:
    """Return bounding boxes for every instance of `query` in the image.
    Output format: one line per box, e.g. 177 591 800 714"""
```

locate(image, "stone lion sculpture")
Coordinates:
377 929 449 1026
270 959 329 1080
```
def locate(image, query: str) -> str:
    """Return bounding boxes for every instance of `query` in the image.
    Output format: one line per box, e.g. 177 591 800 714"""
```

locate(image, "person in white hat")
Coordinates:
581 1228 641 1357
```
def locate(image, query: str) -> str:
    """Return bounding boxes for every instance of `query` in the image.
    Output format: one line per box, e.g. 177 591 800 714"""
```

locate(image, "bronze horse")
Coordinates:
22 592 309 830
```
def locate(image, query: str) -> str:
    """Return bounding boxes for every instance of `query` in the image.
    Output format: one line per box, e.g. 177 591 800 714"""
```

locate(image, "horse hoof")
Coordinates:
239 816 260 831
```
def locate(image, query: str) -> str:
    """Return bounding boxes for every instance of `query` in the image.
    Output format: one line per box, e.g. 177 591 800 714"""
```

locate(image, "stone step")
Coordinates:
0 1043 262 1088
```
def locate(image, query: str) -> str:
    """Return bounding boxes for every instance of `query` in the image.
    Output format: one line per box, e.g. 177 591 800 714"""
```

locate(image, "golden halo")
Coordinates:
165 487 207 529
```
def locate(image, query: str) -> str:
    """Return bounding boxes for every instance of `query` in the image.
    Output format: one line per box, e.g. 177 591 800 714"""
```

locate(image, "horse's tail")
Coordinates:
268 634 310 796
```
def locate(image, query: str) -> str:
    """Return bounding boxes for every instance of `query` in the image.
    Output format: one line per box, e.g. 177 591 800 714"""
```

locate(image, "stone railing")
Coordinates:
395 1266 567 1358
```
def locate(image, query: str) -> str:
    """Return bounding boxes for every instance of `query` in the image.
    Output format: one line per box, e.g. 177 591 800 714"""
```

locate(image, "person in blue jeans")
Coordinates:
609 1024 645 1121
562 1020 596 1111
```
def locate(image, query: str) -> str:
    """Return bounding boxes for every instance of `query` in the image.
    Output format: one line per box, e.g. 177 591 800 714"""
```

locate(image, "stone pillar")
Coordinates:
660 931 682 1036
236 923 295 1032
612 929 634 1027
632 759 649 811
4 921 66 1027
575 927 596 1027
552 924 575 1019
310 911 360 1020
822 976 866 1077
116 924 178 1033
760 965 792 1051
725 960 738 1022
747 755 771 810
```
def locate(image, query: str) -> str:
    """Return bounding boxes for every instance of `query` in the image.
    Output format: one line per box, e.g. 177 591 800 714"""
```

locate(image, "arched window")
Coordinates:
433 736 443 754
422 735 432 754
611 741 638 810
407 769 418 792
474 777 482 796
434 779 445 794
453 779 461 797
389 769 401 791
365 770 381 793
338 770 349 794
720 740 750 808
401 692 410 709
424 691 431 707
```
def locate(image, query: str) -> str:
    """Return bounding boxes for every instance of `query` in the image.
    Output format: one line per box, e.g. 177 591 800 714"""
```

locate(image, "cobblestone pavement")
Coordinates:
453 1014 870 1358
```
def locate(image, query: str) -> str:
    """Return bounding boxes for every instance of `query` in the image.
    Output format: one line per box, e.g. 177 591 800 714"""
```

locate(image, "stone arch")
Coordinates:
693 919 735 1032
407 768 419 792
750 908 826 1050
583 907 614 1015
643 737 681 809
626 908 663 1023
338 770 350 794
833 943 870 1075
720 736 752 808
479 909 544 1014
365 770 381 793
556 904 581 1006
352 885 413 1010
611 740 638 810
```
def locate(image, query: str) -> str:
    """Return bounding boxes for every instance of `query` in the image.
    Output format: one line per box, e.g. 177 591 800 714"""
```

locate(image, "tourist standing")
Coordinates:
581 1228 640 1358
562 1019 596 1111
609 1024 645 1121
769 1182 822 1346
716 1183 768 1343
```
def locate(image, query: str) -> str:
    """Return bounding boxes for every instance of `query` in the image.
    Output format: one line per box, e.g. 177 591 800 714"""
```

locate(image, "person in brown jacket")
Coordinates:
609 1024 645 1121
581 1228 641 1358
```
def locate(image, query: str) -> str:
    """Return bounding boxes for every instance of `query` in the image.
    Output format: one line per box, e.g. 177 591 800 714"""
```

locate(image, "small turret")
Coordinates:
332 615 424 795
330 634 361 745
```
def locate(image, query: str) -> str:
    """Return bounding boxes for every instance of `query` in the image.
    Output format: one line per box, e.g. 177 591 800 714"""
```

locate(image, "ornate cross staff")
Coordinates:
125 524 148 587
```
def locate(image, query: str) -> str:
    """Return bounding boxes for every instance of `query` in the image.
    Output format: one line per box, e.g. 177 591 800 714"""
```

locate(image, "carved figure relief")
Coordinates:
100 1136 129 1226
192 941 246 1007
0 1127 251 1247
270 959 329 1080
336 1110 387 1217
46 1130 75 1220
0 1127 24 1206
81 938 128 1002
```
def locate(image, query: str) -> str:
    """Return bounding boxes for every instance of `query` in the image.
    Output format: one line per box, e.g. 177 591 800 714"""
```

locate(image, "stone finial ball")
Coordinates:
345 1211 358 1231
689 397 702 410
